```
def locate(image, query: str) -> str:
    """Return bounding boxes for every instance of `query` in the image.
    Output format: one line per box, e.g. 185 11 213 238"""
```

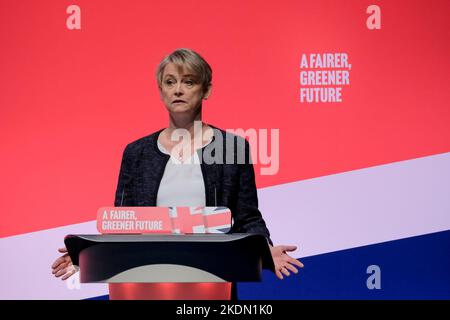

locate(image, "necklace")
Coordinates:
162 125 210 163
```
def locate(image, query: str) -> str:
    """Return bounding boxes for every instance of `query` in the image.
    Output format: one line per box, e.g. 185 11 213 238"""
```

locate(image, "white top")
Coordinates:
156 140 209 206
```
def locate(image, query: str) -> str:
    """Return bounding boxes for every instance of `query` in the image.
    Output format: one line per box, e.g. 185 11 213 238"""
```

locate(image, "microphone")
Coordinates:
120 187 125 206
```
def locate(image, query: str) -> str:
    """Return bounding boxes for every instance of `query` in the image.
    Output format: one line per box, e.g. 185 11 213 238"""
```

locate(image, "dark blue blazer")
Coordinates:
114 126 273 245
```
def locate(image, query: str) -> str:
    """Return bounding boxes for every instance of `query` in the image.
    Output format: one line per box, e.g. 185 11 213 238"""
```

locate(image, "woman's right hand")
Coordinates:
51 247 78 280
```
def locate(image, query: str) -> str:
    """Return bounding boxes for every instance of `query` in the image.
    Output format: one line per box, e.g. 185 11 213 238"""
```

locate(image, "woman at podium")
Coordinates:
52 48 303 288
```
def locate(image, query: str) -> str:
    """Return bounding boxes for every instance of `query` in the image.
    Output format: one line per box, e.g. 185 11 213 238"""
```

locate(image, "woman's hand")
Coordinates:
51 247 78 280
269 245 304 280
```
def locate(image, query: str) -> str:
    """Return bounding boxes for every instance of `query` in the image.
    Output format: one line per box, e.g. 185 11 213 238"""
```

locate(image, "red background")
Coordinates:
1 0 449 237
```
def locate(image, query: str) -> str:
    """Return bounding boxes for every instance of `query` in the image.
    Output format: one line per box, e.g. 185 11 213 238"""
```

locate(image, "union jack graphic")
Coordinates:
169 207 232 234
203 207 232 233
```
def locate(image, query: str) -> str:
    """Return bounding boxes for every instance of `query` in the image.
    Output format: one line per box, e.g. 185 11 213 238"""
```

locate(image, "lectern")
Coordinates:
64 233 274 300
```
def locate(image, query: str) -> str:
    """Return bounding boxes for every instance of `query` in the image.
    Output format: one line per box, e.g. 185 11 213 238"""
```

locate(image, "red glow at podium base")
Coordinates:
108 283 232 300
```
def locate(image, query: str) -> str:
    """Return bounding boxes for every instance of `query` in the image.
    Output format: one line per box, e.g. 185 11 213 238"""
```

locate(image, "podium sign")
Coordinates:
97 206 232 234
65 207 273 300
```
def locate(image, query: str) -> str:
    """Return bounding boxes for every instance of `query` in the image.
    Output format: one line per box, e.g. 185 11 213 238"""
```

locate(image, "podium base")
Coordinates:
108 283 232 300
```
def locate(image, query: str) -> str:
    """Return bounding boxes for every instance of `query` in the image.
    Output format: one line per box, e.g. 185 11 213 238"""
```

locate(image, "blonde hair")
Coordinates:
156 48 212 93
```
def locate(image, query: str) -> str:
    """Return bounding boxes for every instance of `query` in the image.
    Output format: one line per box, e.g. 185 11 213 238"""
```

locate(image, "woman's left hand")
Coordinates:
269 245 304 280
